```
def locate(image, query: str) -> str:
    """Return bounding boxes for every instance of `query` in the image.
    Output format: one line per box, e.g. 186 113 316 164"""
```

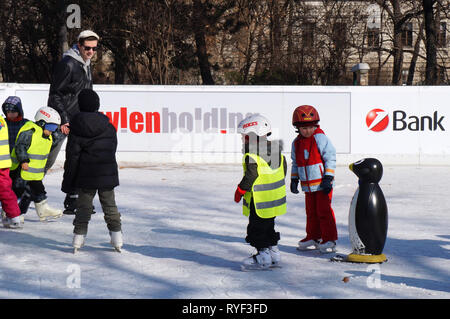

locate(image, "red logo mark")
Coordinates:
366 109 389 132
40 110 51 118
243 121 257 129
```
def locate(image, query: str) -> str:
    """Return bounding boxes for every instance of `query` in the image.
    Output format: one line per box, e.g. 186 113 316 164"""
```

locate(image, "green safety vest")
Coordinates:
242 153 287 219
11 121 52 181
0 116 12 169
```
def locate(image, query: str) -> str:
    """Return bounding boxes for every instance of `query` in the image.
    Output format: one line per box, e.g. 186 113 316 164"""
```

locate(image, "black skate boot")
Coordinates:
19 191 32 215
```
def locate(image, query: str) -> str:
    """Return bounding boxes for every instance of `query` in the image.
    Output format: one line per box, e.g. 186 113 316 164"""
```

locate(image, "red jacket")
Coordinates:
291 126 336 192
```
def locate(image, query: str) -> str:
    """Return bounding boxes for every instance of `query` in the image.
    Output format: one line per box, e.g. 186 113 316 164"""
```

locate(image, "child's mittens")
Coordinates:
320 175 333 194
234 186 246 203
290 179 299 194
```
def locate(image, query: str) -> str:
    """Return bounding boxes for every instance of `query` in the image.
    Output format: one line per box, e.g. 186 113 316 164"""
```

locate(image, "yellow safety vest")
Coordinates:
0 116 12 169
242 153 287 219
11 121 52 181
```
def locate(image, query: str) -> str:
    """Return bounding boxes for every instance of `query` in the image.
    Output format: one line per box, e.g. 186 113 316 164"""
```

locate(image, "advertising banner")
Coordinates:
1 84 449 165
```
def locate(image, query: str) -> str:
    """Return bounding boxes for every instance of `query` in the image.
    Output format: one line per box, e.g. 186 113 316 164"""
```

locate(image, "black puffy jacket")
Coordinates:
48 51 93 125
61 112 119 193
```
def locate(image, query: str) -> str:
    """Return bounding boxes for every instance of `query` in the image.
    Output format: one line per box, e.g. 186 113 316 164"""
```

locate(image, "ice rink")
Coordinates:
0 162 449 299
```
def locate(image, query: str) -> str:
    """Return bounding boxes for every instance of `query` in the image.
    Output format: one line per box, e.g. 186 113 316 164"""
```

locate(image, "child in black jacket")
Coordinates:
61 89 122 253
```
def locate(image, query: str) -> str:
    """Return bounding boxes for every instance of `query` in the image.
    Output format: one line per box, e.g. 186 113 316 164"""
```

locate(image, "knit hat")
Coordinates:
2 96 22 113
78 89 100 112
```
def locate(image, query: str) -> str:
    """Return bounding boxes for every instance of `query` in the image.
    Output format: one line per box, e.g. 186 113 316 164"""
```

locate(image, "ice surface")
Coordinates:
0 163 449 299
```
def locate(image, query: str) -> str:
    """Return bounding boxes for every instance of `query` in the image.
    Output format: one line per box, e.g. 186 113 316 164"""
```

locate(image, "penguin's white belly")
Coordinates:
349 188 366 254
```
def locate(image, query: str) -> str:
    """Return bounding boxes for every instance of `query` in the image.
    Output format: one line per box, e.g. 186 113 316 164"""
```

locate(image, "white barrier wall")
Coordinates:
1 83 449 165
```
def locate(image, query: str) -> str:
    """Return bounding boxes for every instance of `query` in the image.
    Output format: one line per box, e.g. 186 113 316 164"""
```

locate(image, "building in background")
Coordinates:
0 0 448 85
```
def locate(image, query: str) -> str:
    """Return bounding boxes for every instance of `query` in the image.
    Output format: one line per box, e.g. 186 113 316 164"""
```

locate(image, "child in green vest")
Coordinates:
2 96 32 219
234 114 287 270
10 106 63 221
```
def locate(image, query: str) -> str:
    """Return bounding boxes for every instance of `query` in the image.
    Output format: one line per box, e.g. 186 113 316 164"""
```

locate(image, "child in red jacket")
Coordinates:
290 105 338 253
0 114 22 229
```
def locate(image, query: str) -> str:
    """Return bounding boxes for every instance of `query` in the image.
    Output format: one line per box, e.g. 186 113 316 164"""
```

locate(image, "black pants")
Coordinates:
245 198 280 250
10 169 46 203
73 188 122 235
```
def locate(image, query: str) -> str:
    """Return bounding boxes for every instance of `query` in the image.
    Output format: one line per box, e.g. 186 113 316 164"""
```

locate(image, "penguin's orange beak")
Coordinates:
349 163 354 171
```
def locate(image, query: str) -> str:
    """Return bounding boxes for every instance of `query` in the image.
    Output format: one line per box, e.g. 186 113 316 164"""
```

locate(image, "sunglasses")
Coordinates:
44 123 59 132
82 45 98 51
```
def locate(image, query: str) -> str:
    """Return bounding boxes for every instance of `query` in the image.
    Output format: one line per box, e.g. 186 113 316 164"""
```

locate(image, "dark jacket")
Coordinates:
2 99 28 152
239 139 287 191
61 112 119 193
47 46 93 125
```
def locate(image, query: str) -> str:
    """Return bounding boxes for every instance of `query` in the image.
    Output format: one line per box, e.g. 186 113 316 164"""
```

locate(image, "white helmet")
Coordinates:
237 114 271 137
34 106 61 125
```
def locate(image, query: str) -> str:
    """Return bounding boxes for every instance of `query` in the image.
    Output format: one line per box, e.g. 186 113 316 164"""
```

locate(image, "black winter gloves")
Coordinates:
291 176 333 194
290 179 299 194
320 175 334 194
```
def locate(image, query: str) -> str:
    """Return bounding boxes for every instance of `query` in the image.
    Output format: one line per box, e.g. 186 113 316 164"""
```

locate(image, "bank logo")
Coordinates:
366 109 389 132
366 108 445 132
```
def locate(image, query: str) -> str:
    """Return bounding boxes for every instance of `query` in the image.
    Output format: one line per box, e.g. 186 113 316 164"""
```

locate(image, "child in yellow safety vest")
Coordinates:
10 106 63 222
0 114 22 229
234 114 287 270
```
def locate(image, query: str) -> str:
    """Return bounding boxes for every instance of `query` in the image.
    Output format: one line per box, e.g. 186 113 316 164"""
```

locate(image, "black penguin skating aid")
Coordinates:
331 158 388 263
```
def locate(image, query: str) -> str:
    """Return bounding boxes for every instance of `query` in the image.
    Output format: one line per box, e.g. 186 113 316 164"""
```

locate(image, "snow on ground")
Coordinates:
0 162 449 299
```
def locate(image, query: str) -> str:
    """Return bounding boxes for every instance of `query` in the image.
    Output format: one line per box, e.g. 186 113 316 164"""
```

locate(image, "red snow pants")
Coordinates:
0 168 20 218
304 190 338 242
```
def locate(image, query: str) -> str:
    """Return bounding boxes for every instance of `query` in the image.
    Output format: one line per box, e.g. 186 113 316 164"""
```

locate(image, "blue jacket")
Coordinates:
291 127 336 192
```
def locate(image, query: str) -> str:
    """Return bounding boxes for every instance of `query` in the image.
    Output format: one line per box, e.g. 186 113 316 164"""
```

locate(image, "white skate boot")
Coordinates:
35 200 63 221
72 234 86 253
242 248 272 270
269 245 281 267
318 241 336 254
2 215 23 229
110 231 123 252
297 238 320 251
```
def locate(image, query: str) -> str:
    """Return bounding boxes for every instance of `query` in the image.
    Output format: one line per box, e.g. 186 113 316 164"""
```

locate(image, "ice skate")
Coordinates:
35 199 63 221
241 248 272 270
269 245 281 267
72 234 85 253
318 240 336 254
2 215 23 229
297 238 320 251
110 231 123 252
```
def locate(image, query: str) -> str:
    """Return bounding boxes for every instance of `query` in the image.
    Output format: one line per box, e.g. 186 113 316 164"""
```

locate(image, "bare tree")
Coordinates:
422 0 438 84
376 0 423 85
406 18 424 85
192 0 215 84
0 0 447 85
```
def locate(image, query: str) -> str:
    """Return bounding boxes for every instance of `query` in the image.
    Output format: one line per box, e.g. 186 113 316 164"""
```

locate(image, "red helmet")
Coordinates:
292 105 320 126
